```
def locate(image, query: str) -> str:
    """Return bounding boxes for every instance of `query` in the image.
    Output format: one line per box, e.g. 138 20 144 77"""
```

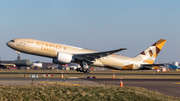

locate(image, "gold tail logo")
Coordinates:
135 39 166 64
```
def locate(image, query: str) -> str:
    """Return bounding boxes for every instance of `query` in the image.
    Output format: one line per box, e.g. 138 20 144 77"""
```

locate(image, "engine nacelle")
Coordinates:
53 52 73 65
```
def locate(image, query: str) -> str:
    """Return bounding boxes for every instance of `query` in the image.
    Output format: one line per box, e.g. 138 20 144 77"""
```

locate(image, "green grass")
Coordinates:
0 74 180 79
1 69 180 74
0 69 180 79
0 84 179 101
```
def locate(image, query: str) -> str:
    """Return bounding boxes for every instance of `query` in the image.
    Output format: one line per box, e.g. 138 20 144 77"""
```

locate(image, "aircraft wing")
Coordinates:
73 48 127 62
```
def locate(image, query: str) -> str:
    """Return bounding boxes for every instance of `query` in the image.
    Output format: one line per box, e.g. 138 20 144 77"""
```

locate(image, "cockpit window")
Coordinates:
10 40 15 42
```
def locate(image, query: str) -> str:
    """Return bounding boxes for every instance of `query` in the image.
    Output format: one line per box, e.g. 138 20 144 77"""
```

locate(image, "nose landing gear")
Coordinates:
15 51 21 69
16 51 21 60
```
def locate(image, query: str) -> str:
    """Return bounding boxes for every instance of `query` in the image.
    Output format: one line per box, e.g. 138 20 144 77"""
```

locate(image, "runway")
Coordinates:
0 78 99 86
0 78 179 98
0 72 180 75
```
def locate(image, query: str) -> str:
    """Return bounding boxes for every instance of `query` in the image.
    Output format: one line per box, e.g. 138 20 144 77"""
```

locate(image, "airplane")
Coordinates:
0 59 33 69
6 38 166 73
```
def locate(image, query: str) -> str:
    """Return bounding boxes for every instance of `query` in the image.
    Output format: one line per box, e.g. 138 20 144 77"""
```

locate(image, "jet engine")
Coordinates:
53 52 73 65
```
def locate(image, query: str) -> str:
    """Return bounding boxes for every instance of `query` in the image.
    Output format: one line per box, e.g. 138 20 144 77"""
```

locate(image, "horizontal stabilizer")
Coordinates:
139 63 165 70
141 64 166 66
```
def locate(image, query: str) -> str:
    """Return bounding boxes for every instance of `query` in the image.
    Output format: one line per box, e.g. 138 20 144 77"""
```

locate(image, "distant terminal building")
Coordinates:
33 61 43 69
169 62 180 69
57 63 79 70
42 62 58 70
172 62 179 66
31 61 58 70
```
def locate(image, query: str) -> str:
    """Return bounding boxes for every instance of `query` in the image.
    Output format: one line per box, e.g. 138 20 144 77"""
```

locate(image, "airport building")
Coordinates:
168 62 180 69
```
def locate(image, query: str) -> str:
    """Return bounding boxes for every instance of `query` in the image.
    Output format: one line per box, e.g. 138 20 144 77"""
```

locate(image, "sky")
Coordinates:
0 0 180 63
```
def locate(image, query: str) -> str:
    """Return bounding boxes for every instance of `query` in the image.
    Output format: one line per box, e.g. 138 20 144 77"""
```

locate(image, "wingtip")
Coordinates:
120 48 127 50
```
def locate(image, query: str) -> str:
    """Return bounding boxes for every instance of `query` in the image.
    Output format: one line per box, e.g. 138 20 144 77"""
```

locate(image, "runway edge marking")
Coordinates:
173 82 180 84
39 82 81 86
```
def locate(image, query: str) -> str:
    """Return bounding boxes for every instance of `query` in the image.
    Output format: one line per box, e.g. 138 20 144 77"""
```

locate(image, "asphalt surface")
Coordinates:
86 79 180 98
0 72 180 75
0 78 179 98
0 78 99 86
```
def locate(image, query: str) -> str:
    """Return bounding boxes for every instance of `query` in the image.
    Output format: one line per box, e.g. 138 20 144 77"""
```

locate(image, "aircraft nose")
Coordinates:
6 40 15 48
6 42 10 47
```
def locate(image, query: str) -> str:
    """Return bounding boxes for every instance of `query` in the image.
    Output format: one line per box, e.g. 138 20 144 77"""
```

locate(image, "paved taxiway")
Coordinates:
0 78 99 86
0 78 179 98
0 72 180 75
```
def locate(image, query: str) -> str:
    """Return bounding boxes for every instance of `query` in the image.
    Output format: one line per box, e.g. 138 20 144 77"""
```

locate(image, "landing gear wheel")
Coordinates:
76 68 80 72
83 69 90 73
17 56 20 60
16 51 21 60
83 68 87 73
79 68 83 72
86 69 90 73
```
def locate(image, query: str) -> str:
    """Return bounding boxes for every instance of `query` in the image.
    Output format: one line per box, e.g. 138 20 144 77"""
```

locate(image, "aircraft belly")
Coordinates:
97 57 141 70
97 58 125 70
92 60 104 67
122 58 141 70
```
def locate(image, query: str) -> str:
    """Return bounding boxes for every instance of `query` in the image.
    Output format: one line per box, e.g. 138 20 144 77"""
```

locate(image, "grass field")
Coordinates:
1 74 179 79
0 84 179 101
0 69 180 74
0 69 180 79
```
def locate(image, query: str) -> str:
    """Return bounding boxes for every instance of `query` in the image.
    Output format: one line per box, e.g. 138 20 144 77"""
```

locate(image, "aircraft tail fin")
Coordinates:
134 39 166 64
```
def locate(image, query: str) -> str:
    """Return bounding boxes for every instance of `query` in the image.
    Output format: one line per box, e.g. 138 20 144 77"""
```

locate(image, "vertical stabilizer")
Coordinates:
135 39 166 64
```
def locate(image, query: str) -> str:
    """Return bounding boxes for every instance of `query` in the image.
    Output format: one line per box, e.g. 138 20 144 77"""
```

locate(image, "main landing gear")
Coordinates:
16 51 21 69
76 68 90 73
76 61 90 73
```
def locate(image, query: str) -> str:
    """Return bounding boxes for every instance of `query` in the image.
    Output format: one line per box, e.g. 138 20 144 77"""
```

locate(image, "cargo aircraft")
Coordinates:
6 39 166 73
